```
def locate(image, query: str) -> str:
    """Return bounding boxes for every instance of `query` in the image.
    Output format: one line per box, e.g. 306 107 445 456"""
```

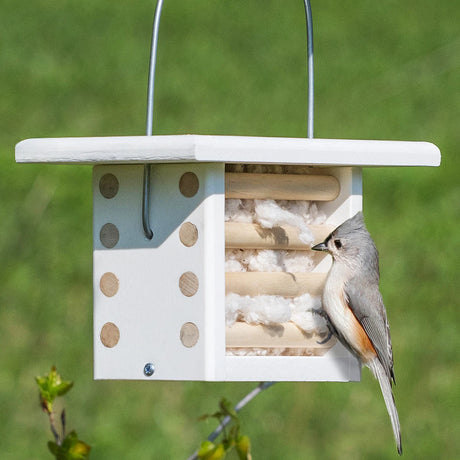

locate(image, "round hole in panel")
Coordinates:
99 272 119 297
179 172 199 197
179 222 198 247
179 271 199 297
100 223 119 248
99 173 119 199
180 322 199 348
100 322 120 348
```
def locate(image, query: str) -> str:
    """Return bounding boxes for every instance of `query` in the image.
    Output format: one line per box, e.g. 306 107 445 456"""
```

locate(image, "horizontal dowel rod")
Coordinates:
226 272 327 297
225 222 334 250
225 172 340 201
226 322 336 353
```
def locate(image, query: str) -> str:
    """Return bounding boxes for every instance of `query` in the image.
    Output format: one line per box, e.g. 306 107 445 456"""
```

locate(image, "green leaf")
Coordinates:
198 398 247 459
35 366 74 413
198 410 223 422
219 398 238 420
47 431 91 460
55 380 74 397
235 435 252 460
221 437 235 453
48 441 59 456
198 441 216 457
228 424 240 442
197 441 226 460
68 440 91 459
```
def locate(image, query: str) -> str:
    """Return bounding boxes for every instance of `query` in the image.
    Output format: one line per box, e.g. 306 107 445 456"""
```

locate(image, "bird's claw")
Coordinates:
308 308 335 345
316 326 334 345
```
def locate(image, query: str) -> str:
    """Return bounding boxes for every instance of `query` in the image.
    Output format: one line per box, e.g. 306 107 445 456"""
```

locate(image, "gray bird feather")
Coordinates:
313 211 402 454
345 276 396 385
368 357 402 455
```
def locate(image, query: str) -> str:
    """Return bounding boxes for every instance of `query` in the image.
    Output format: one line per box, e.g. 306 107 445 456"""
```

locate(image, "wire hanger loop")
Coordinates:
142 0 314 239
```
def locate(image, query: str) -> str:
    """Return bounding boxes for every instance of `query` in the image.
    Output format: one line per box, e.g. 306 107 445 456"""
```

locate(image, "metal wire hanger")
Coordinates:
142 0 314 239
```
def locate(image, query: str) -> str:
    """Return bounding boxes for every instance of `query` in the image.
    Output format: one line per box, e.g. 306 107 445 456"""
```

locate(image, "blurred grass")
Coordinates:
1 0 459 458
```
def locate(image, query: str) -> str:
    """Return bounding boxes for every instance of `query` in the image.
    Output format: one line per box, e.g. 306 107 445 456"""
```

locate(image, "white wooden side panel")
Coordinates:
314 167 362 273
93 163 225 380
225 342 361 382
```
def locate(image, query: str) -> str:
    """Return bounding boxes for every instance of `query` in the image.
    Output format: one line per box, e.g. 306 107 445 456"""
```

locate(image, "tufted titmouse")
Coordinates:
312 211 402 455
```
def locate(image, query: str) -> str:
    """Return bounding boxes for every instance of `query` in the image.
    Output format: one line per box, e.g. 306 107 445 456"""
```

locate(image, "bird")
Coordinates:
312 211 402 455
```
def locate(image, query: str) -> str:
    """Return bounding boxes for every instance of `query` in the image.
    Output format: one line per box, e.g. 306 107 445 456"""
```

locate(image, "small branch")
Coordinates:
61 409 67 439
48 410 61 446
186 381 276 460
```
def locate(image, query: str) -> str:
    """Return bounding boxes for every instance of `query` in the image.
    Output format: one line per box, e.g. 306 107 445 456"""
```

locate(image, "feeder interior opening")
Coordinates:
224 163 343 357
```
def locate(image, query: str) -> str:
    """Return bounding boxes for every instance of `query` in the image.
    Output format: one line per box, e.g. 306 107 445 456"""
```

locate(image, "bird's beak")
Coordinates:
311 241 328 252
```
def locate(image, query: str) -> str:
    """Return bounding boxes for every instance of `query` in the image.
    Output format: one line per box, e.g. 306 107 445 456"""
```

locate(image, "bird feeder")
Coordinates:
15 3 440 382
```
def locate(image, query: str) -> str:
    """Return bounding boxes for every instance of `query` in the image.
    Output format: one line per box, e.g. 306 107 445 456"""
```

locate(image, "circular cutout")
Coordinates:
100 223 119 248
100 272 119 297
99 173 119 199
179 271 199 297
100 322 120 348
180 322 199 348
179 222 198 247
179 172 199 197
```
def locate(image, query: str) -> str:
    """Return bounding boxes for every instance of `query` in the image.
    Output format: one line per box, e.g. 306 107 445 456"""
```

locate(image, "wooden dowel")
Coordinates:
225 172 340 201
225 222 334 250
226 272 326 297
226 322 336 353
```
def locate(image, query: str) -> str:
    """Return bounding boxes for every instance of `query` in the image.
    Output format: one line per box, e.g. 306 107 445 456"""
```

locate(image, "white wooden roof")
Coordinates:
15 135 441 167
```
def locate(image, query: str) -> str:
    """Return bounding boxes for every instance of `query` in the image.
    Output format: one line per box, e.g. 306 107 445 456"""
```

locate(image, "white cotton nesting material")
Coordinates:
225 248 318 273
224 184 329 342
225 198 326 274
253 200 317 244
225 198 325 245
226 292 328 334
226 348 329 357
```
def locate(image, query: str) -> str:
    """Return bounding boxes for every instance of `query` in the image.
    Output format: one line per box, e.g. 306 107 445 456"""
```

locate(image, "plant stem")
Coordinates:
48 410 61 445
186 382 276 460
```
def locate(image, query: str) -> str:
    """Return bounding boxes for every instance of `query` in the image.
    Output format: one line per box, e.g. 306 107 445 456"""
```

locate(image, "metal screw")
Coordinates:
143 363 155 377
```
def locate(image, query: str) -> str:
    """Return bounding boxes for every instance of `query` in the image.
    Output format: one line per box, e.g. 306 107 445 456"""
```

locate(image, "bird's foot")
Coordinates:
316 327 334 345
307 309 335 345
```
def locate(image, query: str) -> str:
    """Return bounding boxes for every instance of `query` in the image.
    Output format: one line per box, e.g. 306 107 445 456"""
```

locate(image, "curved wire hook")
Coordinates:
142 0 165 240
304 0 314 139
142 0 314 239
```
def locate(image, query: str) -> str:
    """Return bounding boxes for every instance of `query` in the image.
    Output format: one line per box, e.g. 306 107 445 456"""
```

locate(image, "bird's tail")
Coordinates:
368 358 402 455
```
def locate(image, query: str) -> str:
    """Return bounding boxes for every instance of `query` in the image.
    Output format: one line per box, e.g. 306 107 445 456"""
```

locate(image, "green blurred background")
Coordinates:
1 0 458 458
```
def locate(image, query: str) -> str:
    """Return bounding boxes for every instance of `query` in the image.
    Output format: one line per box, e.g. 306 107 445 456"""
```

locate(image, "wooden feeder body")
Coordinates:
15 135 440 382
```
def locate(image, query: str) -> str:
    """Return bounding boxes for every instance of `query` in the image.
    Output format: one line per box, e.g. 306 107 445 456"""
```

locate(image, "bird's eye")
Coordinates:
334 239 342 249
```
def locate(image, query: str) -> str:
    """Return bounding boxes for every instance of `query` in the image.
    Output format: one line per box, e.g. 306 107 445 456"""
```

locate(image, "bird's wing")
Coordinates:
344 275 395 384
